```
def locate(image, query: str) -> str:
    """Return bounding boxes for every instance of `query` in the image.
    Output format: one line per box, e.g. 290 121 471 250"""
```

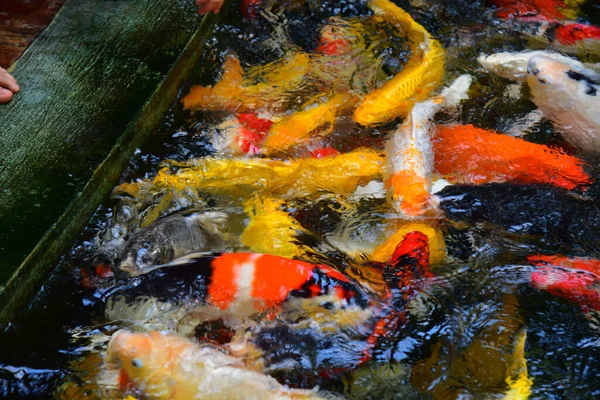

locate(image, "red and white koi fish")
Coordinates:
385 74 472 219
529 255 600 312
486 0 582 22
214 113 274 156
105 252 368 328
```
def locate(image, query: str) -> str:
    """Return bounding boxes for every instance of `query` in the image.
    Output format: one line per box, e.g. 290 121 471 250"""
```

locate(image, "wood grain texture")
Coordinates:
0 0 224 321
0 0 66 68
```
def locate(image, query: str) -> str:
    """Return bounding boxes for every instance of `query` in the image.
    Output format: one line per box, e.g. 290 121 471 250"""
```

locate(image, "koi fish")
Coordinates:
487 0 583 21
438 184 600 254
477 50 594 82
147 149 385 200
105 330 327 399
213 113 274 156
546 22 600 46
526 54 600 153
412 294 529 399
360 231 433 365
433 124 592 190
479 51 600 153
117 211 230 277
262 93 359 155
240 197 314 259
182 51 310 113
385 74 472 219
371 222 446 266
353 0 445 126
105 252 368 328
529 254 600 311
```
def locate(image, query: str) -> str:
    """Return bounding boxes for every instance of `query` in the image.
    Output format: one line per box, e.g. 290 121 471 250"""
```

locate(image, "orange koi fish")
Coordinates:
529 255 600 312
385 75 471 219
182 52 310 113
106 252 368 324
433 124 591 190
353 0 445 126
106 330 327 399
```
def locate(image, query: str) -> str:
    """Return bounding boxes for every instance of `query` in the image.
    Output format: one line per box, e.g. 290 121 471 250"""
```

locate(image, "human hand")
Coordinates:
0 67 19 104
196 0 223 15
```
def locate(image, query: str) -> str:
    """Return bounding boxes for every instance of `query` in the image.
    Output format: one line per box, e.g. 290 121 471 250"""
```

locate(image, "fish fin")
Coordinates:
504 110 544 137
154 252 222 269
194 211 230 236
440 74 472 108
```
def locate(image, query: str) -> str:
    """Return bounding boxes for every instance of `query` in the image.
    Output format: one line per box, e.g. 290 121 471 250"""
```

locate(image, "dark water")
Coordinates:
2 0 600 398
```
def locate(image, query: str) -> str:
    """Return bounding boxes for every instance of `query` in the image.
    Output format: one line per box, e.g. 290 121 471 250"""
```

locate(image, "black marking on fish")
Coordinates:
566 70 598 96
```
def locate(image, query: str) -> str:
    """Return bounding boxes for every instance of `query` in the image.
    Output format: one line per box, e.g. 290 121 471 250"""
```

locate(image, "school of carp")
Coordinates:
55 0 600 398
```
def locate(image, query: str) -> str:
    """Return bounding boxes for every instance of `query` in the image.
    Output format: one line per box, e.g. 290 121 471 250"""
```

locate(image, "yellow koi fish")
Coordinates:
182 52 311 113
106 330 327 400
240 197 311 258
353 0 445 126
262 92 359 155
149 149 384 200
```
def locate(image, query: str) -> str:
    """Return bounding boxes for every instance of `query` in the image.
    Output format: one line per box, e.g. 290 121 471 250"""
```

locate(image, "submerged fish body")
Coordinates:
106 252 369 327
438 184 600 253
529 254 600 311
385 75 472 218
105 330 326 400
487 0 583 21
118 211 230 277
433 124 592 190
182 52 311 114
526 54 600 153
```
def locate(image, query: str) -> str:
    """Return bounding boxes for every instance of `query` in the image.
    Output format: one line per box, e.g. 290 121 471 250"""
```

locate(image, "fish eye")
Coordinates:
538 78 548 84
131 358 143 368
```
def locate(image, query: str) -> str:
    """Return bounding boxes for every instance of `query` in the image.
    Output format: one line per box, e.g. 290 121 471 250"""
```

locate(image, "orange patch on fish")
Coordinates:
388 170 432 217
207 253 252 309
250 255 314 309
434 124 592 190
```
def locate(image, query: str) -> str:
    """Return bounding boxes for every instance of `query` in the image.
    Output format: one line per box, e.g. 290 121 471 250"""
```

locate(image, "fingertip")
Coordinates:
0 87 14 103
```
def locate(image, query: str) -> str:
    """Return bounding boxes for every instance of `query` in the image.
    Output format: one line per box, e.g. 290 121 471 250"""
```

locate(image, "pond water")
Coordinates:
2 0 600 398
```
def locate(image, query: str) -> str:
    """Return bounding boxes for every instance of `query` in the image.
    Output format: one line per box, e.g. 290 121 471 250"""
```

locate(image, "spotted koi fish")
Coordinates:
105 252 369 327
529 255 600 312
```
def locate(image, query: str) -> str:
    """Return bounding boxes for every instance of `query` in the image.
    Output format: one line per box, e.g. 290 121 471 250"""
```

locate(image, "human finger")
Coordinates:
0 68 19 92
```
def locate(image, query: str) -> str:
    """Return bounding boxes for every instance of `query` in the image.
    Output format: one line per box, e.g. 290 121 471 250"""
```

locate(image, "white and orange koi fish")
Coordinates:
105 330 329 400
385 74 472 219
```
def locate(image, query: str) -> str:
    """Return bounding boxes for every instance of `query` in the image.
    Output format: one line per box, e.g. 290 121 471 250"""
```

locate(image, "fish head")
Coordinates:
385 231 432 290
106 330 175 396
119 245 166 277
527 55 598 99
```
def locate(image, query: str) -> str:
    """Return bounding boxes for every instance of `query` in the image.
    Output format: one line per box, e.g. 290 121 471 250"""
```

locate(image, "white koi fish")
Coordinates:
385 74 472 219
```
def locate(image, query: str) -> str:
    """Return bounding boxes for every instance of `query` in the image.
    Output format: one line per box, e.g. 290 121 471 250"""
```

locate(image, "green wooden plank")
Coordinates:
0 0 224 321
